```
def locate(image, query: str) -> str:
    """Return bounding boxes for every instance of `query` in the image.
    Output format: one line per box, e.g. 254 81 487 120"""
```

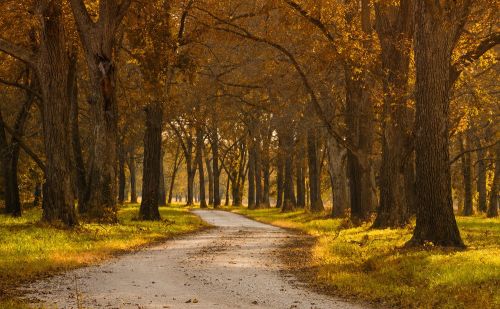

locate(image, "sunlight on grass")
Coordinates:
233 207 500 309
0 204 208 306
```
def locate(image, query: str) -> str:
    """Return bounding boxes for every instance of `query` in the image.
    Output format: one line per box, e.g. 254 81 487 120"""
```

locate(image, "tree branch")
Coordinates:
450 32 500 83
2 122 46 171
69 0 95 34
450 140 499 165
0 38 36 65
0 77 42 99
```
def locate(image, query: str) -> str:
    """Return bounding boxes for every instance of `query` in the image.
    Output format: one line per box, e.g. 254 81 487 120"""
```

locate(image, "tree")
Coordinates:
69 0 131 222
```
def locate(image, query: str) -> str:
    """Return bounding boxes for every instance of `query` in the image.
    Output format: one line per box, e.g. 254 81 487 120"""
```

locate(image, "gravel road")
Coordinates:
23 210 365 309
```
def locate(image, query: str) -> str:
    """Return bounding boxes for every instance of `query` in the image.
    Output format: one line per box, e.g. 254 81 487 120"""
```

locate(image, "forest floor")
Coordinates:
0 204 208 308
230 207 500 309
14 210 364 309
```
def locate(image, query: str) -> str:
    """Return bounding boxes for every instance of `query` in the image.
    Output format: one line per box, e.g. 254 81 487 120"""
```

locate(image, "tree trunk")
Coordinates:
168 145 181 205
262 127 271 207
128 150 137 203
158 151 167 206
476 138 487 213
68 54 89 213
254 136 263 208
211 126 221 207
307 130 324 212
276 145 284 208
69 0 131 222
196 127 207 208
118 144 126 205
139 102 162 220
460 134 473 216
38 0 78 226
2 81 35 216
296 136 306 208
247 141 256 209
326 136 349 218
373 0 413 228
186 149 195 206
487 143 499 218
0 110 12 213
225 176 230 206
345 69 375 222
204 149 214 205
408 1 464 247
281 129 296 212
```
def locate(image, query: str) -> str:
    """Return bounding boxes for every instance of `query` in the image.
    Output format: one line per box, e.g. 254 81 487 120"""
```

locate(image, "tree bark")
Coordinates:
476 138 487 213
408 0 465 247
196 127 207 208
276 142 284 209
326 136 349 218
204 149 214 205
139 102 163 220
211 126 221 207
168 145 181 205
68 53 89 213
128 150 137 203
247 139 256 209
307 130 324 212
38 0 78 226
69 0 131 222
281 128 296 212
118 142 126 205
487 143 499 218
373 0 413 228
158 151 167 206
296 134 306 208
460 134 473 216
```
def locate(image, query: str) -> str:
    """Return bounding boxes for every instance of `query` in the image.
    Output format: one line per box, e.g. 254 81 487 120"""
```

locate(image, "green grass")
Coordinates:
232 207 500 309
0 204 208 307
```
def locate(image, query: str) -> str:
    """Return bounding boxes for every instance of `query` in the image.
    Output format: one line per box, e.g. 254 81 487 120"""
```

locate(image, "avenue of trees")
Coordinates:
0 0 498 247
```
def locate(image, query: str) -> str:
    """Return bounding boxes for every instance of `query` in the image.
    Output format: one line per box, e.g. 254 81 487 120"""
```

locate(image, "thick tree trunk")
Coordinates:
460 134 473 216
408 1 464 247
373 0 413 228
69 0 131 222
196 127 207 208
38 0 77 226
307 130 324 212
326 136 349 218
345 69 375 222
139 102 162 220
128 150 137 203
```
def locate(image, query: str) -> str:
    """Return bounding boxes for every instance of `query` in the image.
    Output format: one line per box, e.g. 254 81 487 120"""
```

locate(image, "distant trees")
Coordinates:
0 0 497 244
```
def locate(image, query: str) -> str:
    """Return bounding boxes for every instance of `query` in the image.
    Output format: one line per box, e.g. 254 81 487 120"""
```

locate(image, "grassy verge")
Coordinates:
0 204 208 307
232 207 500 309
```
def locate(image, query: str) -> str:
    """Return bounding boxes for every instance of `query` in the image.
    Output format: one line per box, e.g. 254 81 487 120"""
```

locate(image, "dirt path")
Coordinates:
23 210 365 309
